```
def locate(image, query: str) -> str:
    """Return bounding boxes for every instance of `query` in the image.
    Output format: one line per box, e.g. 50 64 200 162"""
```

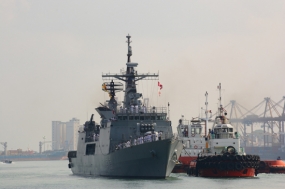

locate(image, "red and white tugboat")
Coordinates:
188 84 260 177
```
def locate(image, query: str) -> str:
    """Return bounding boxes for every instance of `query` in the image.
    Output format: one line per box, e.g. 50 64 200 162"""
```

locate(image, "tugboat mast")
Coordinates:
205 91 209 136
218 83 222 116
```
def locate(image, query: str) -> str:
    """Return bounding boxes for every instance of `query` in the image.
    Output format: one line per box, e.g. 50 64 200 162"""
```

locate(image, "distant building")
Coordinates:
52 118 81 151
52 121 66 150
66 118 80 151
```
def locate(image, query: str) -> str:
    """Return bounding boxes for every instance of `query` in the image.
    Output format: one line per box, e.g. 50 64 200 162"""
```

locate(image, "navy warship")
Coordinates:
68 35 183 178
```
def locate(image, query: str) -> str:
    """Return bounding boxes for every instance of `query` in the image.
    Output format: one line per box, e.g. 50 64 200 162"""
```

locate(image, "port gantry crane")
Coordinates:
39 141 56 154
0 142 7 155
224 96 285 148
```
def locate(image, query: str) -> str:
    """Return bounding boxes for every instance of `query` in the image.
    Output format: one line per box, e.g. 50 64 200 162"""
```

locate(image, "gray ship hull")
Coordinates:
70 138 182 178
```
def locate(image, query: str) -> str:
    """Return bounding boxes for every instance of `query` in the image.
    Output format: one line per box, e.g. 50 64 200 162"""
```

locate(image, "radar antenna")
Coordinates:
102 35 158 109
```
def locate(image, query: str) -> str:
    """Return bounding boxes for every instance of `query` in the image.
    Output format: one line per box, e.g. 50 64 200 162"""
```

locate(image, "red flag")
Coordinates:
158 81 163 90
158 81 163 96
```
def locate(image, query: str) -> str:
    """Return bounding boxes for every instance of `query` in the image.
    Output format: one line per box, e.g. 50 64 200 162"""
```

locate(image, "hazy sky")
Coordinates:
1 0 284 151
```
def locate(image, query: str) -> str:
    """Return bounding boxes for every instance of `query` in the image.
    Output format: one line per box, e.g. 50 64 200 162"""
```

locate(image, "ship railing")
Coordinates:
180 120 191 125
117 107 167 114
110 132 173 153
178 120 203 127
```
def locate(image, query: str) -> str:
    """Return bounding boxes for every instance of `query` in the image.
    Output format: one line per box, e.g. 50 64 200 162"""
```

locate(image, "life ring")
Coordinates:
194 145 198 149
192 134 195 137
226 146 236 154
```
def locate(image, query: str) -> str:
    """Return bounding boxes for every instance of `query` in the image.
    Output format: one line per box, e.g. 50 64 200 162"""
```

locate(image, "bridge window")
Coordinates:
196 128 201 134
123 116 128 120
118 116 123 120
151 116 155 120
222 128 228 132
215 129 221 133
140 116 144 120
191 128 195 135
135 116 139 120
129 116 134 120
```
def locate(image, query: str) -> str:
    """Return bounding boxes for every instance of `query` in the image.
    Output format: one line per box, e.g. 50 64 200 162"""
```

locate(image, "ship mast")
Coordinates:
218 83 222 116
205 91 209 136
102 35 159 110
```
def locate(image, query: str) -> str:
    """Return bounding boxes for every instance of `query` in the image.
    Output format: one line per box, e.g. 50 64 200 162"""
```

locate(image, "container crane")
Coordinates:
39 141 56 154
0 142 7 155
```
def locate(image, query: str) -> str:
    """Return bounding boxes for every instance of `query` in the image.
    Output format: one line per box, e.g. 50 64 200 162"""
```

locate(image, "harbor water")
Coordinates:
1 160 284 189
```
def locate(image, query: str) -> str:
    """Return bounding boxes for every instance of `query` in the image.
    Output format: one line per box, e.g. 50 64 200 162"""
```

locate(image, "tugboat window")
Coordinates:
140 116 144 120
123 116 128 120
135 116 139 120
151 116 155 120
129 116 134 120
191 128 195 135
195 128 201 134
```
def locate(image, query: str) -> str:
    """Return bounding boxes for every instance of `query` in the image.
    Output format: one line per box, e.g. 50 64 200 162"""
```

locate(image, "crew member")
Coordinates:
158 131 162 140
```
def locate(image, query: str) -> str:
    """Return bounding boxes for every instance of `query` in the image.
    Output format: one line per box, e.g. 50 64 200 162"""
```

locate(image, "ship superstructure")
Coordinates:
68 35 183 178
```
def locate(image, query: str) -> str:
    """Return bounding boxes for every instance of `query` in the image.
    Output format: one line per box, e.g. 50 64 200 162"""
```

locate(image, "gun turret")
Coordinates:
90 114 94 122
84 114 95 131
